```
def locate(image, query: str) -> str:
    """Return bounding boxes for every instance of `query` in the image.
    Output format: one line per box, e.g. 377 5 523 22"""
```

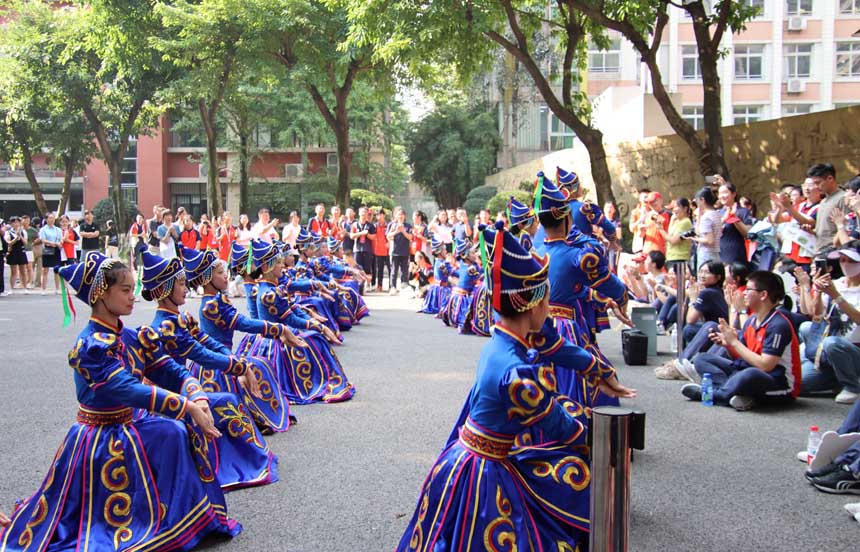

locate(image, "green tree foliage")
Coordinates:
408 103 500 209
350 188 395 212
92 198 139 230
487 190 532 216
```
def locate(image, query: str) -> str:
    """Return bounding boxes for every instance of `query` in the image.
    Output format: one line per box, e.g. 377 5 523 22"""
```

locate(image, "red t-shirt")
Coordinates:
372 223 389 256
308 218 332 237
217 225 237 261
180 229 200 250
62 228 77 260
198 231 217 251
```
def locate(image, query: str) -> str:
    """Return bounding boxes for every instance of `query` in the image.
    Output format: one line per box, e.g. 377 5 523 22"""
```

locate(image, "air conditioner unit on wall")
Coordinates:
787 16 806 31
198 163 228 178
787 79 806 94
285 163 304 178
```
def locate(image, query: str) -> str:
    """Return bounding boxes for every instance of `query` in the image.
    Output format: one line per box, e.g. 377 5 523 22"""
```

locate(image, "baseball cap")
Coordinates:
646 191 662 203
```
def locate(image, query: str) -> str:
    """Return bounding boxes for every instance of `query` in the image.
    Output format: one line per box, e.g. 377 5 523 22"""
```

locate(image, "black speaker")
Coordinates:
622 329 648 365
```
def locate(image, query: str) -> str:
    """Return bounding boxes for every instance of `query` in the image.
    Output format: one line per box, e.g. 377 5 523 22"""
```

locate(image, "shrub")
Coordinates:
486 191 533 217
350 188 395 212
92 198 138 228
465 184 498 203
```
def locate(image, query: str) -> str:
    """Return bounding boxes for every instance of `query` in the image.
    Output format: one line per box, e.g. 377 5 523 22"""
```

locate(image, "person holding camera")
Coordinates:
157 210 179 260
796 242 860 404
387 207 413 295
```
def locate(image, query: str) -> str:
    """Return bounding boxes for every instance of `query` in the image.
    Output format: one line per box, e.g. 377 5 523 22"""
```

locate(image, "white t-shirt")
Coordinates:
252 221 277 243
833 279 860 343
432 223 453 244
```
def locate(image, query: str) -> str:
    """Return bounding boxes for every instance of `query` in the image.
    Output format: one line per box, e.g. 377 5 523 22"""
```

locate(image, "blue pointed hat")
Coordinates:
180 247 219 288
310 231 324 247
478 220 549 313
533 171 570 220
556 166 580 191
251 239 279 271
229 242 250 272
431 236 445 253
57 251 121 307
140 250 185 301
454 238 471 258
295 227 312 249
507 195 535 227
574 201 606 236
326 236 342 251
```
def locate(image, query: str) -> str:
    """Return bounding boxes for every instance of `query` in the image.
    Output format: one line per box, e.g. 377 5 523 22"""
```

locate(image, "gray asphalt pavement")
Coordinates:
0 291 857 551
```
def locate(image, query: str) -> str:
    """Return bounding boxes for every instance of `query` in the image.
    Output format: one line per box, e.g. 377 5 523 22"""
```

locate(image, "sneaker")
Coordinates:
676 359 701 384
41 290 47 296
654 361 684 380
681 383 702 401
0 291 10 297
22 289 29 295
835 389 860 404
389 288 398 296
375 286 382 293
729 395 755 411
845 502 860 515
796 450 809 463
805 461 843 482
812 465 860 495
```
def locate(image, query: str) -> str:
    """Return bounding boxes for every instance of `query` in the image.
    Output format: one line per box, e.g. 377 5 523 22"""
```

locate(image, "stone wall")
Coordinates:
486 106 860 221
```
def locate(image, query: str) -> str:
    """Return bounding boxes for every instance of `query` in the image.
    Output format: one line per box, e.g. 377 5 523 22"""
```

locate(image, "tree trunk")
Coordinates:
578 127 616 210
108 156 128 233
238 131 249 216
333 121 352 209
691 12 730 179
57 154 75 217
20 144 49 216
199 100 223 217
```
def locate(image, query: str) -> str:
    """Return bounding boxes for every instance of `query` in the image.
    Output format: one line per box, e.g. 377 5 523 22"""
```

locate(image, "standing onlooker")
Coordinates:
216 211 238 262
0 219 7 296
60 216 77 266
198 221 216 251
4 217 28 292
662 197 694 270
252 208 279 243
281 211 302 247
79 209 100 258
642 191 670 255
808 163 845 258
329 205 343 236
147 204 162 254
38 213 62 294
307 203 332 237
429 210 454 253
601 202 623 272
21 215 36 289
129 214 146 269
452 208 472 243
236 213 253 246
691 186 722 270
372 209 390 292
629 189 651 254
411 210 430 257
717 181 752 266
104 220 119 258
387 207 413 295
70 218 82 261
773 177 820 267
157 211 179 260
350 206 375 293
180 216 200 250
341 208 356 260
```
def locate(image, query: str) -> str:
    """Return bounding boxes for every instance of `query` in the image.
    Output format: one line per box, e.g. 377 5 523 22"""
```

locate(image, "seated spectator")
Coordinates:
683 261 729 344
805 397 860 496
681 271 801 411
796 242 860 403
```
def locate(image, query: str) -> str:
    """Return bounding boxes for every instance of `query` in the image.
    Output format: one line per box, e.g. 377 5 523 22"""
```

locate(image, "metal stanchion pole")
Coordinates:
589 407 646 552
676 261 687 354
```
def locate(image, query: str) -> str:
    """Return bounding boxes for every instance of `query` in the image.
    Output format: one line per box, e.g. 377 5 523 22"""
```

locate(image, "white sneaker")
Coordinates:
41 290 47 296
835 389 860 404
845 502 860 515
389 288 398 296
55 289 61 295
0 291 10 297
677 359 701 384
797 450 809 463
729 395 755 411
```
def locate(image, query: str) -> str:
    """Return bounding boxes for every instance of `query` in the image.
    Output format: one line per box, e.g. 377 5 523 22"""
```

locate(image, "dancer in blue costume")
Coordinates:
138 249 279 491
397 222 634 552
534 172 632 407
190 247 306 434
247 240 355 404
439 239 482 333
311 237 370 329
0 252 241 551
420 238 453 314
468 264 493 337
286 230 344 339
229 242 260 319
508 195 539 252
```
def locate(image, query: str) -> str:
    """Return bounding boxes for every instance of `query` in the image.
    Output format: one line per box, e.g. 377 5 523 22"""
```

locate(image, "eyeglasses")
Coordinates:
744 288 764 293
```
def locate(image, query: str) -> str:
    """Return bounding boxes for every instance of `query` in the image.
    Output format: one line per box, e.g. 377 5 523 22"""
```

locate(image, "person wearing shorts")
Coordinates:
38 213 63 294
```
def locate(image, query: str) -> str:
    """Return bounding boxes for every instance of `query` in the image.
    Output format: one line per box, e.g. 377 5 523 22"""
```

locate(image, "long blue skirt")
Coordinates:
440 290 473 333
469 284 493 337
421 284 451 315
0 413 241 552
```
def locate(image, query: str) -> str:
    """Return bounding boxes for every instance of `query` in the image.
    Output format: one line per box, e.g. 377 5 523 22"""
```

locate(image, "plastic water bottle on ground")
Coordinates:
670 325 678 353
701 374 714 406
807 425 821 466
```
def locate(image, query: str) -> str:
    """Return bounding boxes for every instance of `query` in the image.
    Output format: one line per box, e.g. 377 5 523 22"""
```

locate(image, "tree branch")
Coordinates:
710 0 732 48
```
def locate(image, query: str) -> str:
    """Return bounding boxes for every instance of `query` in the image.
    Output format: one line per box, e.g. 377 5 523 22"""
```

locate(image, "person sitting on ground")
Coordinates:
805 396 860 498
681 271 801 411
796 241 860 404
675 261 729 347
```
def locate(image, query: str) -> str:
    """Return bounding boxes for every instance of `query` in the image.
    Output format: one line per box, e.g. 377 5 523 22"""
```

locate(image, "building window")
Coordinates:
549 114 576 150
734 44 765 80
682 106 705 130
841 0 860 15
681 46 701 80
733 105 763 124
785 44 812 78
745 0 765 16
588 38 621 74
836 42 860 77
786 0 813 15
326 152 339 175
783 104 812 116
834 102 860 108
119 139 138 205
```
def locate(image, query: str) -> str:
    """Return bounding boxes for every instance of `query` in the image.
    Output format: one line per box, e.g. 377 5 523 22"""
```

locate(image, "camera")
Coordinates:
814 258 830 274
680 229 697 239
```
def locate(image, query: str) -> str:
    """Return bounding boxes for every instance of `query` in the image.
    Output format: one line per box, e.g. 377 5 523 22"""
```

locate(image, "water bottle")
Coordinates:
701 374 714 406
807 425 821 466
670 325 678 353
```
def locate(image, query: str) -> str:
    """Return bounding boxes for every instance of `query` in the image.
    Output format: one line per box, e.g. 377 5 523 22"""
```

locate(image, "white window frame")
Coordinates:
733 105 764 124
840 0 860 15
783 103 813 116
681 106 705 130
588 38 622 74
549 114 576 150
745 0 766 18
836 42 860 78
734 44 766 80
681 45 702 80
784 43 813 79
785 0 813 16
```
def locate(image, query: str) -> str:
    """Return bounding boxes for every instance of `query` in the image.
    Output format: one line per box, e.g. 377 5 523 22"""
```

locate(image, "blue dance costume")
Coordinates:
421 239 453 315
440 240 482 333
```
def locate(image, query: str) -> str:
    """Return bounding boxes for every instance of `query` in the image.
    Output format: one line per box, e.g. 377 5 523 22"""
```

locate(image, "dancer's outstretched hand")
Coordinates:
188 400 221 439
598 376 637 399
238 370 262 399
0 511 10 527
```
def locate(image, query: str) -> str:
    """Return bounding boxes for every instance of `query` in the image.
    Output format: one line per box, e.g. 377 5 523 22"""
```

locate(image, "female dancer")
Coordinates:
0 252 241 551
439 239 482 333
246 240 355 404
139 248 279 491
419 238 452 314
507 195 539 251
397 222 633 551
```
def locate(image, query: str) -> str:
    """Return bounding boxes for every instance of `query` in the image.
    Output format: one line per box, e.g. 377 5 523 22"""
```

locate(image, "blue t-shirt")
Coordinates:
718 206 752 265
692 286 729 323
453 222 470 242
387 221 413 256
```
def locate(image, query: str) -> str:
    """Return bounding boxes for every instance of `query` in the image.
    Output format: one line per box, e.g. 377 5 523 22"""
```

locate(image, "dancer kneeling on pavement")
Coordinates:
396 221 634 551
140 248 279 491
438 239 481 333
419 237 453 314
246 239 355 404
0 252 241 550
680 271 801 411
